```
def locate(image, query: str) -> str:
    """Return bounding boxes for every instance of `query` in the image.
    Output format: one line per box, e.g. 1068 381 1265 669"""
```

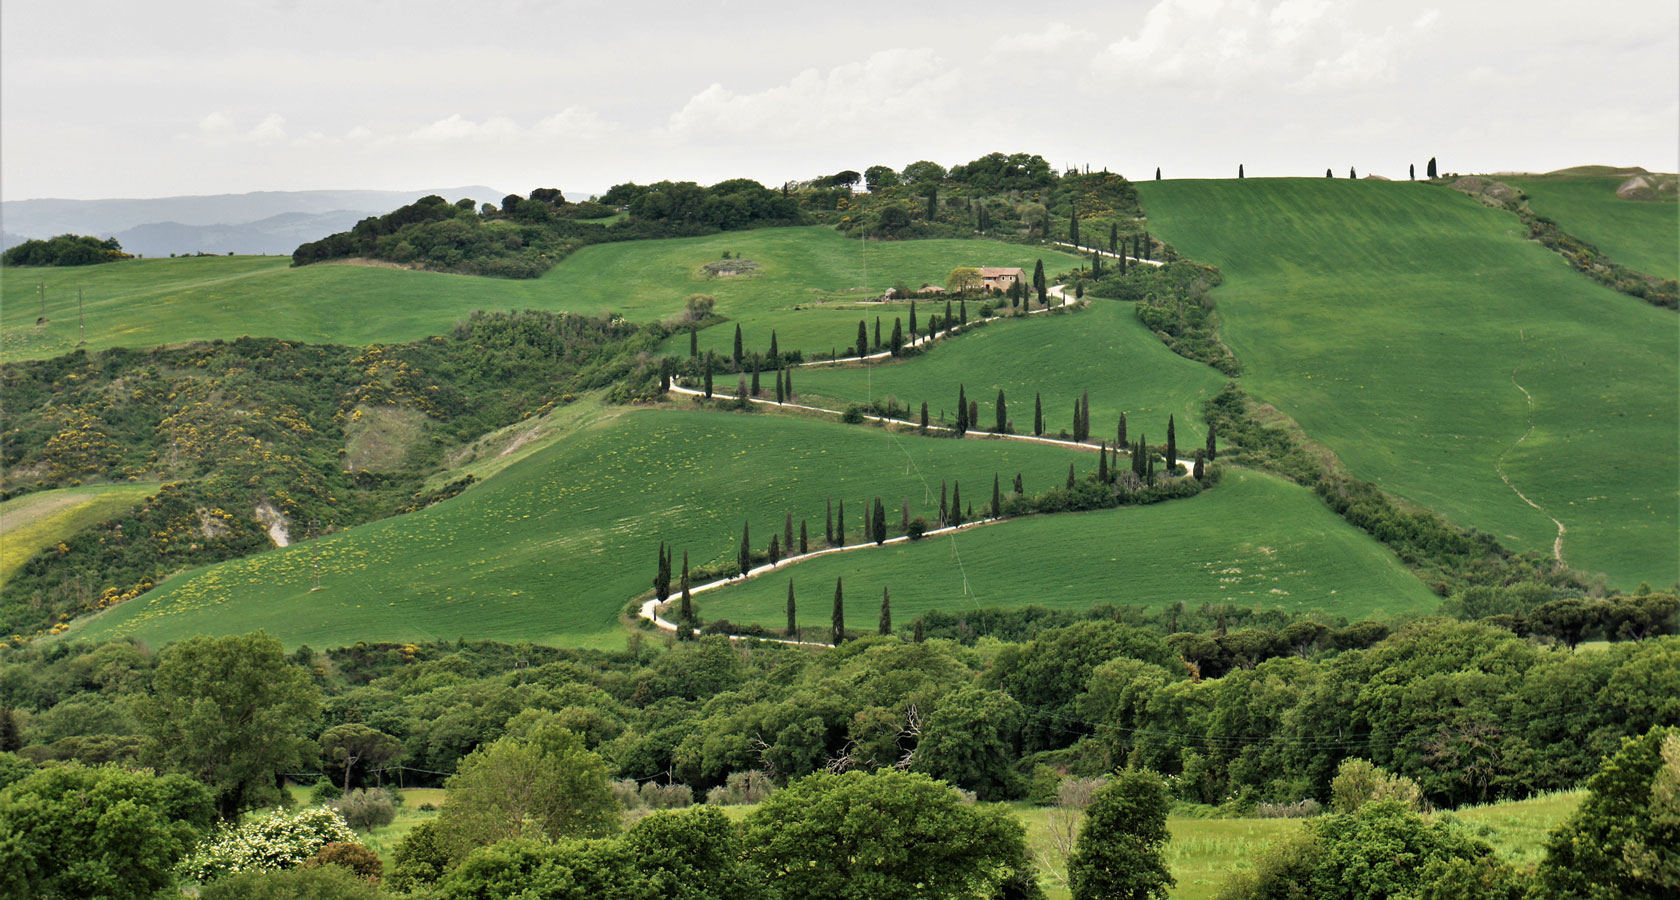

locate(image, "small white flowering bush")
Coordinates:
180 806 358 883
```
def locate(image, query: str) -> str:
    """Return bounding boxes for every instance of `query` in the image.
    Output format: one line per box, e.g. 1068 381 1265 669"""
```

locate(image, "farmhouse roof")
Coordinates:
978 267 1024 277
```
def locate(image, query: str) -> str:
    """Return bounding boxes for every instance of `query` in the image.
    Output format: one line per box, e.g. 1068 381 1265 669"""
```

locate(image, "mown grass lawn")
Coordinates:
1138 178 1678 589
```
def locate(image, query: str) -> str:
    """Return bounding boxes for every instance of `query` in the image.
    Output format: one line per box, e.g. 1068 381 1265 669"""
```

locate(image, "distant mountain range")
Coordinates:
0 186 616 257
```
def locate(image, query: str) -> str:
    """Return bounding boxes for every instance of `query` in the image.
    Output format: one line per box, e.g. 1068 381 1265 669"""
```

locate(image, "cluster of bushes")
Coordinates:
2 233 132 266
1 310 670 638
1086 260 1240 374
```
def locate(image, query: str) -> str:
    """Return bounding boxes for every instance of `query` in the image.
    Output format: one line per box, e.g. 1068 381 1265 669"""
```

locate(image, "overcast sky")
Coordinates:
3 0 1675 200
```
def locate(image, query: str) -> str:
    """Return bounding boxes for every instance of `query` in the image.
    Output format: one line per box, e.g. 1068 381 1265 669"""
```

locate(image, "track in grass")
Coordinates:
790 302 1227 448
696 469 1438 631
0 483 160 586
1137 178 1678 588
76 408 1094 648
1505 174 1678 280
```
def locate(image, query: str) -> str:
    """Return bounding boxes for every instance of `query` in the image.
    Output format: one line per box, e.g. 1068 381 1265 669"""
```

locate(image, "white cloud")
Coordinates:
1004 22 1089 52
532 106 617 140
189 111 287 146
666 48 962 141
407 113 522 142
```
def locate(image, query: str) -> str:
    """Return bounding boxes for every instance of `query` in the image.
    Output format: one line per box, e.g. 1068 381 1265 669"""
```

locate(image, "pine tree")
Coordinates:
768 330 779 366
950 482 963 525
1034 393 1044 436
690 329 698 357
955 385 969 435
1238 164 1245 179
1193 449 1205 480
891 318 904 356
879 587 892 635
678 551 694 640
1205 422 1216 461
874 317 882 352
787 580 797 640
800 520 809 555
1427 157 1438 178
995 389 1007 433
940 481 949 525
1166 415 1177 472
872 498 886 545
856 320 868 357
920 401 930 432
832 577 846 645
1098 443 1109 483
1118 412 1128 447
768 534 781 566
703 352 714 398
1066 462 1076 489
826 498 834 546
775 369 785 404
992 473 1002 516
738 521 752 577
733 324 744 364
959 298 968 325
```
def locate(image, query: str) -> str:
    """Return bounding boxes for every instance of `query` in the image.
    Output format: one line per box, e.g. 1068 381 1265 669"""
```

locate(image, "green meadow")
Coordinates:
0 482 160 586
77 407 1090 648
697 469 1437 629
1506 174 1678 280
791 302 1227 447
1137 178 1678 588
1 227 1081 363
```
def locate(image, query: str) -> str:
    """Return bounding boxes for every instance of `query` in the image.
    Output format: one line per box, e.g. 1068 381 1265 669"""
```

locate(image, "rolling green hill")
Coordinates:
1136 178 1678 588
790 302 1226 447
694 469 1436 630
1 228 1082 364
1506 175 1678 280
75 407 1097 648
0 483 159 586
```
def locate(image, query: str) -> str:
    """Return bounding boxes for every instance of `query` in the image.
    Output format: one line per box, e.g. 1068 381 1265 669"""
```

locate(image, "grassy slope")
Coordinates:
1 229 1082 363
0 483 160 586
76 408 1091 648
791 302 1227 447
698 470 1437 628
1138 179 1678 588
1505 175 1678 280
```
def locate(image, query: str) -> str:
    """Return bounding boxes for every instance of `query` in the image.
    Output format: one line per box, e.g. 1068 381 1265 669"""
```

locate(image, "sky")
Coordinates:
3 0 1676 200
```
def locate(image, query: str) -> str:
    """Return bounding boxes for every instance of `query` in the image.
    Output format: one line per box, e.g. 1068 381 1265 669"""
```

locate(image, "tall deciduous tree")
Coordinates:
140 633 321 819
1067 770 1174 900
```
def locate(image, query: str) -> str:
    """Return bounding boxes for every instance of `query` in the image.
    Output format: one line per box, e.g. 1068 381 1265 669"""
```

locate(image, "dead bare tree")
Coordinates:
892 704 924 770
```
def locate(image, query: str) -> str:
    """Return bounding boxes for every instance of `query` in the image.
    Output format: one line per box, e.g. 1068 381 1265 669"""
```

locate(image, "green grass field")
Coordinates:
1506 175 1678 280
1 228 1081 363
0 483 160 586
1137 178 1678 589
697 469 1437 629
76 407 1096 648
790 302 1227 447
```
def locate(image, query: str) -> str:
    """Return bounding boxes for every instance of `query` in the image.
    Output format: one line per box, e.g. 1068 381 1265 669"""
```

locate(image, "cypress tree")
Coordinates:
832 577 846 645
950 482 963 525
913 619 925 642
768 330 779 366
737 375 747 405
891 318 904 356
1118 412 1127 447
784 512 794 553
800 520 808 555
1073 401 1082 442
874 317 882 352
826 498 834 546
678 550 693 640
1069 209 1080 246
784 367 793 399
872 498 886 545
1083 391 1092 441
909 301 918 339
1120 253 1128 274
920 401 929 432
787 580 797 639
969 399 978 429
992 473 1002 516
1033 259 1046 301
1098 442 1109 482
945 299 954 333
940 481 948 525
1155 166 1161 181
879 587 892 635
1427 157 1438 178
654 542 670 602
996 389 1007 433
1147 453 1157 486
956 384 969 435
1409 163 1415 181
1034 393 1043 436
751 356 761 396
1238 164 1245 179
1205 422 1216 461
1349 167 1357 179
733 324 744 364
769 534 781 566
738 521 751 577
690 329 698 357
659 357 672 394
1193 449 1205 480
1014 472 1023 493
703 352 714 398
959 298 968 325
1143 232 1151 259
1166 415 1177 472
836 500 845 545
856 320 868 357
1326 168 1333 178
1110 223 1119 254
1067 462 1076 489
775 369 785 404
